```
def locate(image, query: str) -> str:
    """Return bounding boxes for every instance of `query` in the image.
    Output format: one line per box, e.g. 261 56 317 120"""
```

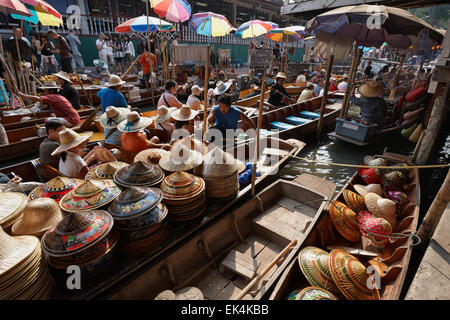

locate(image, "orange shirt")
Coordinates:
140 53 156 74
121 131 150 154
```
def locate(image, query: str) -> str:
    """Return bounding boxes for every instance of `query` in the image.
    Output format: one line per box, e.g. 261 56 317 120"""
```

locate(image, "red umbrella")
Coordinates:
0 0 32 16
21 0 61 19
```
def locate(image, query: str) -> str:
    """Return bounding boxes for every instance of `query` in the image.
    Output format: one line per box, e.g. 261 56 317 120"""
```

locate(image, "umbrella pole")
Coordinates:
251 79 266 197
389 51 405 102
31 56 36 95
340 44 361 118
317 54 334 139
202 45 210 137
146 0 155 106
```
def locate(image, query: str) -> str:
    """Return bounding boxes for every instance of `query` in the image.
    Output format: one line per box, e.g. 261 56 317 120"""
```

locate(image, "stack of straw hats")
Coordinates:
109 187 169 255
159 144 203 173
0 226 54 299
134 148 169 165
0 192 27 232
160 171 206 222
41 210 118 282
85 162 128 180
114 161 165 187
28 176 84 203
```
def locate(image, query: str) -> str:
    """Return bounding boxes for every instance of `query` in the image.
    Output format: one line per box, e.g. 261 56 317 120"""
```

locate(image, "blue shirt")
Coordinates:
313 84 322 96
97 88 128 113
214 105 241 130
104 128 123 146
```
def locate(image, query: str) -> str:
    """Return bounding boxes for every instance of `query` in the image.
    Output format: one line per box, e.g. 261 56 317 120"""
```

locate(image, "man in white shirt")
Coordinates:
296 70 307 87
96 33 108 68
338 75 349 92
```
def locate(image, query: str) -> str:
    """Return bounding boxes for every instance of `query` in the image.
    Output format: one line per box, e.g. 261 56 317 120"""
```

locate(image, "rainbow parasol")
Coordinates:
11 0 62 26
189 12 233 37
150 0 191 23
115 15 174 33
235 20 278 39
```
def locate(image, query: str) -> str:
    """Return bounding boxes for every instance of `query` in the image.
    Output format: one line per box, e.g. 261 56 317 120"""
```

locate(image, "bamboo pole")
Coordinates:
340 44 358 118
6 52 18 91
24 62 31 95
146 0 155 106
122 55 142 78
14 33 26 93
389 52 405 101
342 48 363 117
317 54 334 139
31 57 36 95
202 45 210 136
74 70 93 107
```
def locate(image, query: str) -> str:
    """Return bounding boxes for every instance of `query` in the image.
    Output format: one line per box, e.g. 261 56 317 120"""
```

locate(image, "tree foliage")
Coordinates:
409 5 449 30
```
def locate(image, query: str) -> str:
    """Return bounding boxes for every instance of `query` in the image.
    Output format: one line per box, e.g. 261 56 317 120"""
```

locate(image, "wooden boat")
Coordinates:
267 152 420 300
235 90 270 108
284 85 305 95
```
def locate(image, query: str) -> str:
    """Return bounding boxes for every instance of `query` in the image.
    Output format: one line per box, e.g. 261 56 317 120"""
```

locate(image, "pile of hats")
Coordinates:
85 161 128 180
160 171 206 222
40 210 119 283
108 187 169 255
114 161 165 187
134 148 169 165
159 143 203 173
0 226 54 299
401 84 427 142
0 192 28 233
28 177 84 203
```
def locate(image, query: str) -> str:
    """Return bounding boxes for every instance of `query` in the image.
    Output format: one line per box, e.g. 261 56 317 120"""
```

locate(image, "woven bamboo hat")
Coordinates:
297 247 341 296
105 75 126 87
0 192 28 230
134 148 169 165
353 184 383 197
155 287 204 300
160 171 205 201
159 144 203 172
85 161 129 180
295 287 337 300
364 192 397 228
11 198 63 237
59 179 121 213
51 128 93 156
358 81 382 98
154 106 176 123
28 177 83 203
343 189 366 213
200 147 239 178
117 112 153 133
275 72 287 79
328 249 380 300
114 161 165 187
100 107 131 129
53 71 72 83
328 201 361 242
171 105 199 121
358 211 392 248
172 136 209 155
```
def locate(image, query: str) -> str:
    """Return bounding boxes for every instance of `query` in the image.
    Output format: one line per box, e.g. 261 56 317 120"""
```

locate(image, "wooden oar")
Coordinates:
122 54 142 78
251 80 266 197
77 104 102 132
73 70 93 107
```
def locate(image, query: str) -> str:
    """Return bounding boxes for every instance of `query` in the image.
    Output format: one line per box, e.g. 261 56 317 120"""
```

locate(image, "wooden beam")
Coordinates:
316 54 334 139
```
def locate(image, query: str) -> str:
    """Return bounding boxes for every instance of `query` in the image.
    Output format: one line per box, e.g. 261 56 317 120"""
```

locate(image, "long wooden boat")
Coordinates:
267 152 420 300
235 90 270 108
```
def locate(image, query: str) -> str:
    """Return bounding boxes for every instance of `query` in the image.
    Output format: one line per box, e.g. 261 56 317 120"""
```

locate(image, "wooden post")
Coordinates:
389 52 405 101
146 0 155 106
202 45 210 136
74 70 93 107
31 57 36 95
251 80 267 197
316 54 334 139
14 34 26 93
340 44 358 118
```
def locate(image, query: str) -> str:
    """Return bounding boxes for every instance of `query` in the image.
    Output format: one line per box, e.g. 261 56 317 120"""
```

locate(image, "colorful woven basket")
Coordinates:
85 162 128 180
114 161 165 187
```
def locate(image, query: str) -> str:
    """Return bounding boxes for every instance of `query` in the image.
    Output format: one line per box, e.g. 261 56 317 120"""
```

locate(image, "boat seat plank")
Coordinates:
220 250 260 281
196 268 229 300
270 121 295 130
252 210 305 243
293 173 336 200
299 111 320 119
276 197 317 219
235 234 270 258
286 116 311 125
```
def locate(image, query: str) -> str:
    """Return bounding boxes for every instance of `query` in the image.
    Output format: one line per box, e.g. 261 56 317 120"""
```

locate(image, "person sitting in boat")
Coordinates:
158 79 183 109
39 117 67 169
364 60 374 80
217 71 227 82
54 71 80 110
186 85 204 111
295 70 307 87
213 81 232 105
297 82 316 103
88 59 110 81
328 78 338 92
313 79 323 97
51 128 92 179
100 106 131 146
118 111 171 154
172 105 199 136
97 75 130 114
245 73 263 99
154 106 176 142
268 72 292 107
337 75 349 92
228 80 241 103
350 81 386 129
18 83 81 127
376 65 390 85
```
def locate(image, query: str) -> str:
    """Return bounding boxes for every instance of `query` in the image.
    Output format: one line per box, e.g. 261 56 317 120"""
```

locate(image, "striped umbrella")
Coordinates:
189 12 233 37
115 16 174 33
11 0 62 26
266 27 302 42
150 0 191 23
235 20 278 39
0 0 31 16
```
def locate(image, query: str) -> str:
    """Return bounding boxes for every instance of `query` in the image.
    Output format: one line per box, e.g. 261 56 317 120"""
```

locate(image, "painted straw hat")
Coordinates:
105 74 126 87
28 177 84 203
0 192 28 230
295 287 338 300
155 287 204 300
134 148 169 165
171 105 199 121
53 71 72 83
160 171 205 201
342 189 366 213
364 192 397 228
328 201 361 242
114 161 165 187
353 184 383 197
108 186 163 220
358 211 392 248
51 128 93 156
154 106 176 123
85 161 129 180
213 81 232 96
115 202 168 232
100 106 131 129
159 144 203 172
328 249 380 300
41 210 114 257
11 198 63 237
117 111 153 133
59 179 121 213
358 81 383 98
297 246 341 296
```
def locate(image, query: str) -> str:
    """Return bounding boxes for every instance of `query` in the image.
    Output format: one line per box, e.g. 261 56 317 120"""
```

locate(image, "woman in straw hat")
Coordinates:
54 71 80 110
100 106 131 146
51 128 93 179
186 85 204 111
154 106 176 143
171 105 199 135
350 81 386 129
97 75 131 113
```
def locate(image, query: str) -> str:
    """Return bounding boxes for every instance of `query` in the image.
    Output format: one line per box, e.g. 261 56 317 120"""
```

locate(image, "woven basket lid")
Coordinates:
201 146 239 178
86 162 129 180
159 144 203 172
295 287 338 300
328 249 380 300
383 171 407 186
41 210 114 257
134 148 169 165
353 184 383 197
297 246 341 296
175 286 204 300
0 226 39 276
160 171 205 200
108 187 163 220
328 201 361 242
11 198 63 237
364 192 396 228
114 161 164 187
363 156 386 175
357 211 392 248
343 190 366 213
0 192 28 228
28 177 83 203
59 179 121 213
154 290 177 300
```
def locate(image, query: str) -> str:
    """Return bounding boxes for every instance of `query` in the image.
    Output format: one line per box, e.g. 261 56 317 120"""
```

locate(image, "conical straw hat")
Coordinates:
0 192 28 229
11 198 63 237
354 184 383 197
134 148 169 165
114 161 164 187
295 287 337 300
85 161 129 180
160 171 205 200
343 190 366 213
357 211 392 248
108 187 163 220
171 136 208 155
328 201 361 242
159 144 203 172
201 146 239 178
28 177 83 203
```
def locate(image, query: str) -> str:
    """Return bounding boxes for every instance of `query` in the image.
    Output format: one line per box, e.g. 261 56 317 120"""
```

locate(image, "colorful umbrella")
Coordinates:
189 12 233 37
11 0 62 26
0 0 31 16
235 20 277 39
266 27 302 42
115 16 174 33
150 0 191 23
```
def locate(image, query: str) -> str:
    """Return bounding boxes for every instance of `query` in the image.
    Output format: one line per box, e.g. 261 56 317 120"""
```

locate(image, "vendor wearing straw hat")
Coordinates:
268 72 292 107
186 85 204 111
97 75 131 113
18 83 81 127
51 128 93 179
154 106 176 142
350 81 386 129
118 111 171 154
100 106 131 146
172 104 199 135
54 71 80 110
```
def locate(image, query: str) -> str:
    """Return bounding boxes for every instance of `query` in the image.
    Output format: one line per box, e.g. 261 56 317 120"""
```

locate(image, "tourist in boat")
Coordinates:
268 72 291 107
47 29 73 73
158 79 183 109
350 81 386 129
245 73 263 99
213 81 232 104
296 70 307 87
329 78 338 92
51 128 92 179
39 118 67 169
140 45 157 92
118 111 171 153
17 83 81 127
154 106 176 142
97 75 130 113
228 79 241 103
297 82 316 103
54 71 80 110
172 105 199 135
186 85 204 111
313 79 323 96
100 106 130 146
338 75 349 92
